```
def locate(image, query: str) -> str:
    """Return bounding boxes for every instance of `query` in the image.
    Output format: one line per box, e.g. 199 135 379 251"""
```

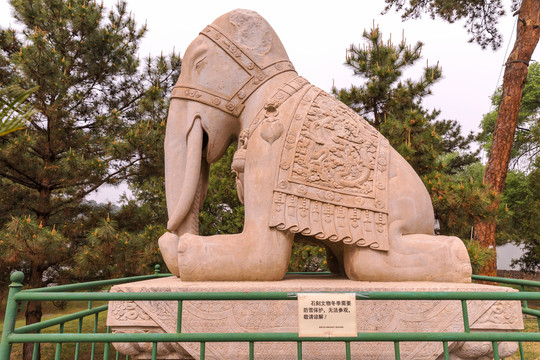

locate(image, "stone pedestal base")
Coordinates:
106 275 523 360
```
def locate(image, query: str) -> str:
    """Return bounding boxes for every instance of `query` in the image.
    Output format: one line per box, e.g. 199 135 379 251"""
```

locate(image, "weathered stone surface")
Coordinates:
107 276 523 359
157 8 472 283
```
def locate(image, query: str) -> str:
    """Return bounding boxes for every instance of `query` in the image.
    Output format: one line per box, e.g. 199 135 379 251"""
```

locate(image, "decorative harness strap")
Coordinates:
171 25 297 117
232 76 311 204
246 76 310 139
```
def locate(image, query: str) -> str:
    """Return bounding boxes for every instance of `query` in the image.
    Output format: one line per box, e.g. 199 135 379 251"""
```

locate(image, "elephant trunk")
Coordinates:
159 100 210 276
166 115 205 232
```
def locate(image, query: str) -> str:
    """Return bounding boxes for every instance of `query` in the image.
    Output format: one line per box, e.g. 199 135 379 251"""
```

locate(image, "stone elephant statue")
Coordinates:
158 9 472 282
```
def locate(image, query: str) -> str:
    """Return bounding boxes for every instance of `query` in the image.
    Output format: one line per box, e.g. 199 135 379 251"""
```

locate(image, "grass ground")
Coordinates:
1 300 539 359
507 317 540 360
1 301 114 359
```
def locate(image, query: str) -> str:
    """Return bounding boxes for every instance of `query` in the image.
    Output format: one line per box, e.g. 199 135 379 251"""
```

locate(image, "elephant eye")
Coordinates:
195 57 207 73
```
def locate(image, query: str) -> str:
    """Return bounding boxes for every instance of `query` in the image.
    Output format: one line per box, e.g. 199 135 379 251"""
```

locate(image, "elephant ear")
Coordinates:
211 9 290 68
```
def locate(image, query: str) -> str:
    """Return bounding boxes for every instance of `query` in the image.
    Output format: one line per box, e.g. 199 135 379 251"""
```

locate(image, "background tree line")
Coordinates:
1 1 538 358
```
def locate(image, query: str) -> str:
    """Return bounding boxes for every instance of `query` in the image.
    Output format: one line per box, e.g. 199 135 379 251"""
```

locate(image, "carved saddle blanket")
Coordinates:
263 78 390 251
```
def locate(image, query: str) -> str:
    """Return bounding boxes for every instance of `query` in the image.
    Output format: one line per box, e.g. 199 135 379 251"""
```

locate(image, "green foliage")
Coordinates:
0 85 37 136
478 62 540 272
479 62 540 171
113 55 181 270
124 54 181 224
497 165 540 272
0 216 69 291
425 161 498 274
288 243 329 272
333 25 477 177
199 144 245 236
0 0 180 294
463 238 496 274
333 25 494 271
428 162 497 239
382 0 520 50
73 217 166 280
0 0 180 225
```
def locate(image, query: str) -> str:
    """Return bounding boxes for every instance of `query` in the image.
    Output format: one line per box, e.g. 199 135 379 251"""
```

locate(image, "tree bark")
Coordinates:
475 0 540 276
23 264 44 360
22 133 53 359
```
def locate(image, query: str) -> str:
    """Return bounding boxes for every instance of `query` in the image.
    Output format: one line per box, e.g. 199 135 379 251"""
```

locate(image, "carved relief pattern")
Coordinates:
292 93 381 193
270 87 389 250
112 327 192 359
109 300 151 322
107 280 523 360
473 300 522 329
453 341 519 360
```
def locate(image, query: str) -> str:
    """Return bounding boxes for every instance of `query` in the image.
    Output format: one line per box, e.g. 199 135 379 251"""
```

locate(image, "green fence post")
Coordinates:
518 341 525 360
520 285 528 310
54 323 64 360
200 342 206 360
31 333 39 360
442 341 449 360
88 288 94 310
492 341 500 360
297 341 302 360
75 317 83 360
154 265 161 277
103 326 111 360
0 271 24 360
91 312 98 360
177 301 183 333
461 300 470 332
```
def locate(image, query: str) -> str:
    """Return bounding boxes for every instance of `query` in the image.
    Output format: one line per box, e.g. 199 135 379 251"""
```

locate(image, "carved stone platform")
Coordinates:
106 275 523 360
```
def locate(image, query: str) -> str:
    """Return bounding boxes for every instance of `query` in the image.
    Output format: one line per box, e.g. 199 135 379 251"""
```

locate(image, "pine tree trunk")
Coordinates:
23 264 44 360
23 164 52 359
475 0 540 276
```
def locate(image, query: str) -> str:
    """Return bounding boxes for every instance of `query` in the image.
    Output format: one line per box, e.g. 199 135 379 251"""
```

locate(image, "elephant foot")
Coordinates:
344 235 472 283
177 230 293 281
158 232 180 277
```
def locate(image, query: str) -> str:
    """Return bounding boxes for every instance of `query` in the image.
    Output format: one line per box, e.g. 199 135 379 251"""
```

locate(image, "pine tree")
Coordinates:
333 26 477 177
479 62 540 272
73 216 166 280
123 54 181 230
198 144 245 236
80 54 180 276
0 1 179 357
334 25 495 271
383 0 540 278
479 62 540 171
498 166 540 273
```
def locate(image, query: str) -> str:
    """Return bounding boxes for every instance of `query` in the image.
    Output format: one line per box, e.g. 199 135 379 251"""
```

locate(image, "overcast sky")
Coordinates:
1 0 538 203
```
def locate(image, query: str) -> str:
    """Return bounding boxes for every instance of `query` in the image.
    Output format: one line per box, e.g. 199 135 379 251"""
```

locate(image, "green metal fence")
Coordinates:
1 267 539 360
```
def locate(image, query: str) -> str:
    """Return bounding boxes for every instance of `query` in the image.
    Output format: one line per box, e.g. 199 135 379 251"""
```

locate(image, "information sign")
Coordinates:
297 293 357 337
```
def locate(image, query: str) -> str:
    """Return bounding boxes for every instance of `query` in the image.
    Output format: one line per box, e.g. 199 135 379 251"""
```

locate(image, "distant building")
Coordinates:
496 243 525 271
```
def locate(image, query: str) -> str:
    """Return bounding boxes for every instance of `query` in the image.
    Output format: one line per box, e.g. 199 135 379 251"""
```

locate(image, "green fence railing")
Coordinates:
1 268 539 360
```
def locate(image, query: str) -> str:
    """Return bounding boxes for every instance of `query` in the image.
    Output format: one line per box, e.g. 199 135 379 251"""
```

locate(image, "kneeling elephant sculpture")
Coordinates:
158 9 472 282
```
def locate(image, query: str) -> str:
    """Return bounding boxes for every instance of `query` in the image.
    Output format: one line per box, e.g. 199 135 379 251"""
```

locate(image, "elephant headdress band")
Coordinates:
170 25 297 117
